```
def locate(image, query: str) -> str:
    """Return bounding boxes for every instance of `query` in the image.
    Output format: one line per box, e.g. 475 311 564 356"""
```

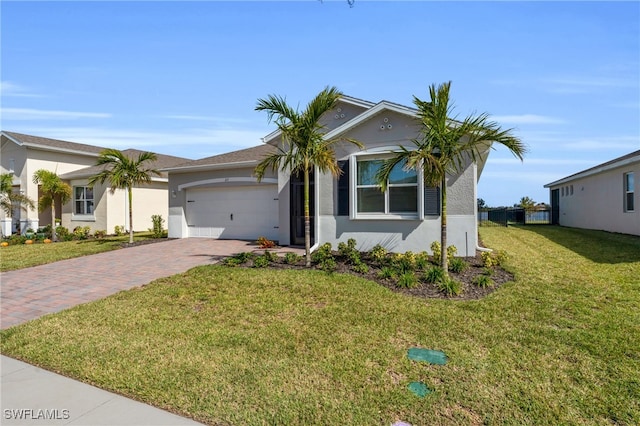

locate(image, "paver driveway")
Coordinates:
1 238 301 329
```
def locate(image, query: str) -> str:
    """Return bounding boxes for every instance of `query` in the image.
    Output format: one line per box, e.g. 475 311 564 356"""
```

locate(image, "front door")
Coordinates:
551 189 560 225
290 172 314 246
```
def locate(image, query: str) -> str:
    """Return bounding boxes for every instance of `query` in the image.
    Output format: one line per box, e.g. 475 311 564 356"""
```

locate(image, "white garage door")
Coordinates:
186 185 279 240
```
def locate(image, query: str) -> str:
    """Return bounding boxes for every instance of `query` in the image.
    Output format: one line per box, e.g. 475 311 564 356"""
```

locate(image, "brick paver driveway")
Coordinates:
1 239 302 329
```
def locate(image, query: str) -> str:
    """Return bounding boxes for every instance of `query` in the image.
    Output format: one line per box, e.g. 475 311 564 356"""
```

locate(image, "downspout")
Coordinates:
309 165 320 253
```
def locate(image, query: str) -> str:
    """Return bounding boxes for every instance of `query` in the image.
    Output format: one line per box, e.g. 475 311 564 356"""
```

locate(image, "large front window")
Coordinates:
74 186 94 215
356 157 418 215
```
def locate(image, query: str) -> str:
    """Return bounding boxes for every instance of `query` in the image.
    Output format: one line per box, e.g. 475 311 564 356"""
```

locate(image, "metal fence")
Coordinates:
478 208 552 227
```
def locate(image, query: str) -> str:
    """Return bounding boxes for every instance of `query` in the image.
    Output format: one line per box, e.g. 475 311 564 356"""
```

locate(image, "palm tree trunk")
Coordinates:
304 169 311 267
51 200 57 242
440 177 448 276
128 185 134 244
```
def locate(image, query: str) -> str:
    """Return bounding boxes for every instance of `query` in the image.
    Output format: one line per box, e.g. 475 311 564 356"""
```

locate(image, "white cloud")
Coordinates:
492 114 565 125
2 108 111 120
0 81 44 98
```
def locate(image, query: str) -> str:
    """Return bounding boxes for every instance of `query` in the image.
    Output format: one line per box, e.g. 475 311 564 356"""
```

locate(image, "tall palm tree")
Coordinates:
32 169 72 241
377 81 527 274
255 86 362 267
1 173 36 233
88 149 160 244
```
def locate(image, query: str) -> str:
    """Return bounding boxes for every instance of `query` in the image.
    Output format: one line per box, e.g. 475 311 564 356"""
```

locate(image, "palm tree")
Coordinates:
88 149 160 244
32 169 72 241
377 81 527 274
1 173 36 233
255 86 362 267
518 196 536 211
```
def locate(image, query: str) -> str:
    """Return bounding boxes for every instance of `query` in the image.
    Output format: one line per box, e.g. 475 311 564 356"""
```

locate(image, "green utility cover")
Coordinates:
408 381 431 398
407 347 447 365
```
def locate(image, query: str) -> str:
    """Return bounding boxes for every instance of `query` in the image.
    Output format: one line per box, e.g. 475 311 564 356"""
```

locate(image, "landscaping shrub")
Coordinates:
472 274 494 288
263 250 278 263
253 255 269 268
338 238 361 264
223 257 242 267
114 225 125 236
369 244 388 265
231 252 255 263
8 234 26 245
430 241 442 264
397 271 419 289
391 252 416 274
481 250 508 268
56 226 71 241
352 262 369 274
449 258 467 273
424 266 445 284
257 236 276 249
284 252 302 265
94 230 107 239
437 276 462 296
73 226 91 240
319 257 337 273
446 245 458 261
150 214 165 238
311 243 334 264
415 251 430 270
39 225 53 239
378 266 396 280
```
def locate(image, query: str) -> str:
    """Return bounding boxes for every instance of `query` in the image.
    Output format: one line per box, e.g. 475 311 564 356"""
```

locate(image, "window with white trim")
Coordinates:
74 186 94 215
355 156 418 216
624 172 634 212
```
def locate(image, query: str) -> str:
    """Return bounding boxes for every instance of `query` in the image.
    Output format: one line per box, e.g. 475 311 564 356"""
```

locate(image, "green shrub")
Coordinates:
352 261 369 274
430 241 442 264
39 225 53 239
284 252 302 265
472 274 494 288
378 266 396 280
415 251 430 270
397 271 419 289
391 252 416 273
8 234 26 245
94 230 107 239
73 226 91 240
424 266 445 284
449 258 467 273
338 238 361 264
263 250 278 263
223 257 242 267
311 243 334 264
319 257 337 273
482 267 494 277
150 214 165 238
495 250 509 266
369 244 388 265
481 251 497 268
437 276 462 296
253 255 269 268
114 225 125 236
231 252 255 263
55 226 70 240
446 245 458 261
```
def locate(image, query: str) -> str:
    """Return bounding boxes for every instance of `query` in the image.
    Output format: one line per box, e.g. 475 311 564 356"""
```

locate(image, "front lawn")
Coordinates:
0 233 161 272
1 226 638 425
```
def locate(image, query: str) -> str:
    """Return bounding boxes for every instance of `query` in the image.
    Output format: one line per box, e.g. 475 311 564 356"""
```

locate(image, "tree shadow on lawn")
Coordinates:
513 225 640 264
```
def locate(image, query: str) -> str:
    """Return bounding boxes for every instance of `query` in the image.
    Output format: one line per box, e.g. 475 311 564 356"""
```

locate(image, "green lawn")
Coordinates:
0 233 158 272
1 226 639 425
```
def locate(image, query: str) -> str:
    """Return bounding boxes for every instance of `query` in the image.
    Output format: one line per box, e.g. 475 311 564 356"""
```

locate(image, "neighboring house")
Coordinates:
544 150 639 236
165 96 491 256
0 131 189 235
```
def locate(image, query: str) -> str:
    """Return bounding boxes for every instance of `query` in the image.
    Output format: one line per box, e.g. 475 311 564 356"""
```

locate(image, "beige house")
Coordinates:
1 131 188 236
544 150 639 236
165 95 490 255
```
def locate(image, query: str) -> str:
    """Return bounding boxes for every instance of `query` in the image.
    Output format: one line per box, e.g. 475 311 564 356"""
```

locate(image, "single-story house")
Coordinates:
1 131 189 236
165 95 491 256
544 150 639 236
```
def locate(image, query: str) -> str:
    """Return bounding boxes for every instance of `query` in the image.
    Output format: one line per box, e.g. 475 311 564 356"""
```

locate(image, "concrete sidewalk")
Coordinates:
1 356 203 425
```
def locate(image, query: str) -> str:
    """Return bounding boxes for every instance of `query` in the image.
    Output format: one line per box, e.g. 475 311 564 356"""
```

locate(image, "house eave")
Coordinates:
163 160 259 174
2 131 101 157
544 153 640 188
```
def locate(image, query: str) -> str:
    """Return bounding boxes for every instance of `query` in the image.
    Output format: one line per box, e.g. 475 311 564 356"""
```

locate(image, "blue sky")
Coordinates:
2 1 639 207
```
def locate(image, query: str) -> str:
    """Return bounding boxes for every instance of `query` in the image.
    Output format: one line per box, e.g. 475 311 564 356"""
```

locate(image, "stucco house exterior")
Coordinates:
1 131 188 236
544 150 639 236
165 96 490 256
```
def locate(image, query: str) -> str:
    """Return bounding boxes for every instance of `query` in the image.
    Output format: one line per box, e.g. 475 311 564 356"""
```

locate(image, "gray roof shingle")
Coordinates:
165 144 275 171
2 131 107 155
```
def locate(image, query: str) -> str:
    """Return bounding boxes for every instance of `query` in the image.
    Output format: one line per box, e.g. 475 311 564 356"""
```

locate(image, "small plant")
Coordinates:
114 225 125 236
392 252 416 274
424 266 445 284
311 242 334 264
39 224 53 239
369 244 388 265
378 266 397 280
446 245 458 262
481 251 499 268
263 250 278 263
231 252 255 263
73 226 91 240
415 251 430 270
94 230 107 239
494 250 509 266
253 255 270 268
284 252 302 265
56 226 70 240
352 261 369 274
150 214 165 238
437 276 462 296
449 258 467 273
338 238 361 264
430 241 442 264
472 274 494 288
319 257 337 273
223 257 242 267
397 271 419 288
257 236 276 249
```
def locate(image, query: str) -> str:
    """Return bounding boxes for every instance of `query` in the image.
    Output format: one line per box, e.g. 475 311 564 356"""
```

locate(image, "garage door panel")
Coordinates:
186 185 279 240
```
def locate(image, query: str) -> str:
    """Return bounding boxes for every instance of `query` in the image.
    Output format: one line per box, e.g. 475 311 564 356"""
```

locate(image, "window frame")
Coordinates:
624 172 634 212
73 185 95 220
349 151 423 220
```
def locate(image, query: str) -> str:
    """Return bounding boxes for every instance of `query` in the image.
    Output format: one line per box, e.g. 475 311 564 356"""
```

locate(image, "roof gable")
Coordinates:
544 150 640 188
1 131 106 156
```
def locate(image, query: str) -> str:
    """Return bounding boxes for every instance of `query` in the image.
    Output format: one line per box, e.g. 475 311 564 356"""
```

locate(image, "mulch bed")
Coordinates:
232 250 514 301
